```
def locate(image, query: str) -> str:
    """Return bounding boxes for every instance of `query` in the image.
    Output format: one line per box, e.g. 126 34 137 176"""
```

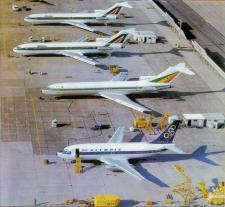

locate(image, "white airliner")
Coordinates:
24 2 132 32
57 120 184 181
42 63 195 112
13 28 134 66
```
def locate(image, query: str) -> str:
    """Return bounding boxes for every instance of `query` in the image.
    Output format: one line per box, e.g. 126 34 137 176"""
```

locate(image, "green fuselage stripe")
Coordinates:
150 73 175 82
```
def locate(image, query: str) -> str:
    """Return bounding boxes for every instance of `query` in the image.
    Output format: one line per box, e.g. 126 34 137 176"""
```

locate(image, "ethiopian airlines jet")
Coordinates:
42 63 195 112
13 28 133 66
24 2 132 32
57 120 184 181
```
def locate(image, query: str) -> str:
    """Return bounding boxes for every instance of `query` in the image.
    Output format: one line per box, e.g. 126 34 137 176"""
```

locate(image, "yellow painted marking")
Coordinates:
0 0 19 79
30 97 42 155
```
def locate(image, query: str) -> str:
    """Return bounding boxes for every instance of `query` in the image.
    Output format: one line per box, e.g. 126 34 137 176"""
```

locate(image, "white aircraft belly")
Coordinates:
29 18 100 24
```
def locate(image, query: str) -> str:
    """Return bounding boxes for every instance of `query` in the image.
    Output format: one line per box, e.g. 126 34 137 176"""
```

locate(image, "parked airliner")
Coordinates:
42 63 195 112
24 2 132 32
13 28 134 66
57 120 184 181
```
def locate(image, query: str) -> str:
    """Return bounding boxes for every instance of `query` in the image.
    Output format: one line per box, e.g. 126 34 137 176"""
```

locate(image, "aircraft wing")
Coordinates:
108 127 125 143
63 21 95 32
100 157 146 181
59 51 101 66
99 92 151 113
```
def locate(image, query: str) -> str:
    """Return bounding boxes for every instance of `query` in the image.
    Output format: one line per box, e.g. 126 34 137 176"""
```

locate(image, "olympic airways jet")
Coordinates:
24 2 132 32
42 63 195 112
57 120 184 181
13 28 134 66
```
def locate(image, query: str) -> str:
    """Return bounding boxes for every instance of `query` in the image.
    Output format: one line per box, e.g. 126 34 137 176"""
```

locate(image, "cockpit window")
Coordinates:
63 150 71 154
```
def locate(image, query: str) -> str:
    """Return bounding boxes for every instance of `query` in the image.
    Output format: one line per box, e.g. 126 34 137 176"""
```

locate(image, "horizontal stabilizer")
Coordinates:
172 63 195 75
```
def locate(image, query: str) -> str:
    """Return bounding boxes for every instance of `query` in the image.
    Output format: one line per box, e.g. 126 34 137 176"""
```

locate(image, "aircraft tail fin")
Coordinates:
144 63 195 83
151 120 180 144
104 28 135 46
98 2 133 17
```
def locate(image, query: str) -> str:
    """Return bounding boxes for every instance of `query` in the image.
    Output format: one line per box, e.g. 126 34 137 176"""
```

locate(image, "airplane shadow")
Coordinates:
111 48 184 58
130 88 225 102
108 20 169 27
31 0 55 6
129 145 225 187
130 133 145 142
54 95 161 116
77 146 224 187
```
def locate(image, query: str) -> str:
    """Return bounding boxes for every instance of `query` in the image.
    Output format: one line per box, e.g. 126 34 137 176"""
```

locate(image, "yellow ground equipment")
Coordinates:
75 156 82 173
172 164 195 206
157 112 170 130
207 180 225 205
108 65 120 75
64 199 74 205
164 194 173 205
198 181 209 198
145 200 153 206
133 115 155 134
97 33 106 38
94 194 120 207
208 192 225 205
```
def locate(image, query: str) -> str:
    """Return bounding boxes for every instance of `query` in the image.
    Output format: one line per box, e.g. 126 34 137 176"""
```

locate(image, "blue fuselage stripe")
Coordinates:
79 149 166 155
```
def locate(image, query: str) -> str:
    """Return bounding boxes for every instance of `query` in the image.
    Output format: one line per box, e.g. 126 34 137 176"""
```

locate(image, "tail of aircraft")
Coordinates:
151 120 180 144
98 2 133 17
104 28 135 46
140 63 195 83
151 120 185 154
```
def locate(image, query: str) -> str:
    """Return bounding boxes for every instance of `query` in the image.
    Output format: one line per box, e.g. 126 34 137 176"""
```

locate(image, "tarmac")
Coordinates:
157 0 225 72
0 0 225 206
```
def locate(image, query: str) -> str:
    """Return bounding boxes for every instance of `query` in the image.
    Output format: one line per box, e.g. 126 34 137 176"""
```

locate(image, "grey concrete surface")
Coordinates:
0 0 225 206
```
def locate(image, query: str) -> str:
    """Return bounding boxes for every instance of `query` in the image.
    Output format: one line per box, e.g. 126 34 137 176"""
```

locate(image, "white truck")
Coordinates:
130 31 158 44
96 30 158 44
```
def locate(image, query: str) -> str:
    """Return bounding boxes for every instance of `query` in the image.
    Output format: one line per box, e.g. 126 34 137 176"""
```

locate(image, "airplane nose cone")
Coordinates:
24 16 31 22
13 47 18 53
56 151 62 158
41 87 50 94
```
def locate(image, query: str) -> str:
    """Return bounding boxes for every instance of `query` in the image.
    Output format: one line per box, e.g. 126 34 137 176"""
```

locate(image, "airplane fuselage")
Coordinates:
24 13 117 25
13 42 121 56
42 81 171 96
57 142 169 160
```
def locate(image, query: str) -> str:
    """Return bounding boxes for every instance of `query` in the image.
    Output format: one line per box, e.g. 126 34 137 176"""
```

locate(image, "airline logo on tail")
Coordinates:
150 72 179 83
164 124 177 139
104 6 123 16
106 33 129 46
151 120 180 144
